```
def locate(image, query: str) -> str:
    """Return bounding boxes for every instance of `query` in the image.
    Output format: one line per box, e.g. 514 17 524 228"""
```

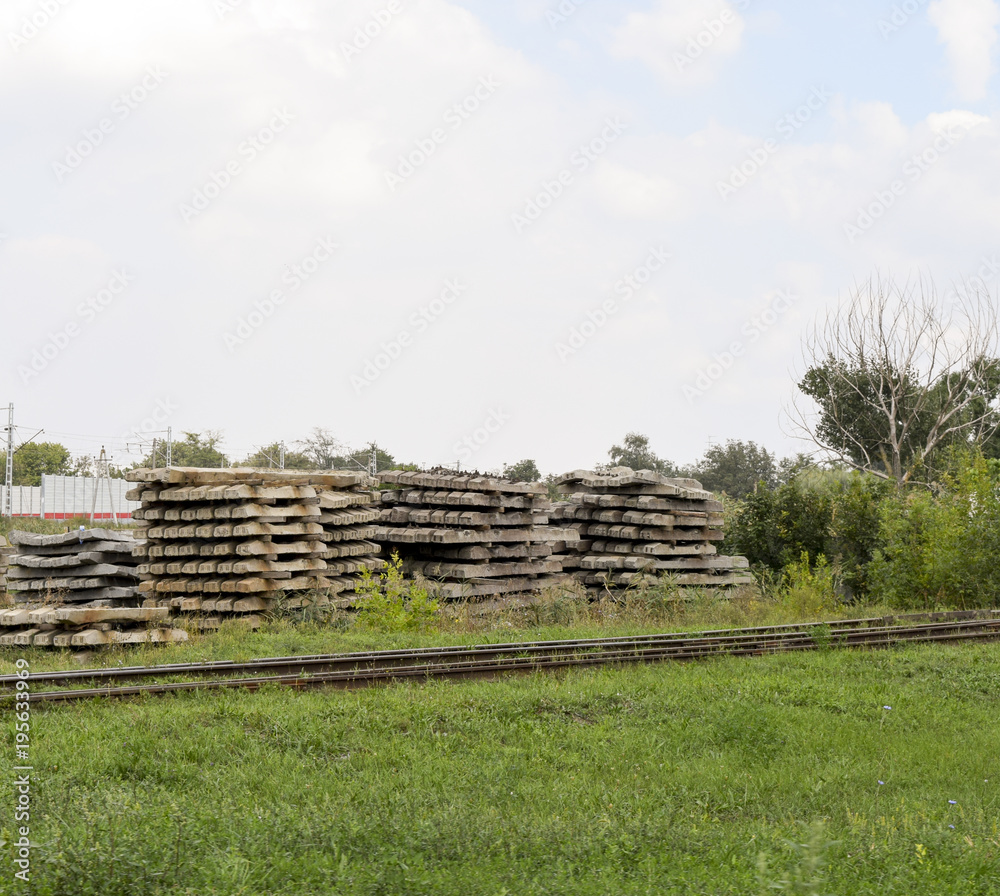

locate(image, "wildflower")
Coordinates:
949 825 955 829
949 800 957 804
883 705 892 710
878 780 885 785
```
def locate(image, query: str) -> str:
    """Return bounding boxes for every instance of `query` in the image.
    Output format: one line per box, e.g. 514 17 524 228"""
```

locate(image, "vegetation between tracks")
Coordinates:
2 639 1000 895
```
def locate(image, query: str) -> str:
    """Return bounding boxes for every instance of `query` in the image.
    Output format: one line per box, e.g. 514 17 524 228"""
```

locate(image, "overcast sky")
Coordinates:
3 0 999 474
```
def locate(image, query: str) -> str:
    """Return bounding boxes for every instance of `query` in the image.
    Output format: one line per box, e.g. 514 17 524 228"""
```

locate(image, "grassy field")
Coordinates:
3 630 999 895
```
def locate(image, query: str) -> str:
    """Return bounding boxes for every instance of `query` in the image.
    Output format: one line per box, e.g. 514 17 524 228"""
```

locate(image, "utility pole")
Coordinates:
3 404 12 518
370 442 378 478
279 441 286 470
151 438 158 467
166 427 172 468
90 446 118 525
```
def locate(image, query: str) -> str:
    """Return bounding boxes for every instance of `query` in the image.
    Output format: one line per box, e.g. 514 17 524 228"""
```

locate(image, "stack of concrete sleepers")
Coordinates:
551 467 751 593
0 528 183 647
127 467 382 627
375 469 579 600
0 536 13 606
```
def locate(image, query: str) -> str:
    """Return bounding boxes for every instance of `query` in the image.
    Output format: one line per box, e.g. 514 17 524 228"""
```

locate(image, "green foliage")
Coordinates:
136 431 228 468
869 451 1000 609
354 552 440 631
725 469 893 598
295 427 346 469
781 552 838 617
601 432 675 475
0 516 102 539
501 458 541 482
238 443 314 469
798 353 1000 483
0 441 73 485
756 820 840 896
692 439 778 499
332 443 396 474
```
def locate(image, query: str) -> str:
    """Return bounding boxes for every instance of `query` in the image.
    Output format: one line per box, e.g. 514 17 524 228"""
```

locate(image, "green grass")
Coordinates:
3 639 999 894
0 518 131 540
2 584 900 676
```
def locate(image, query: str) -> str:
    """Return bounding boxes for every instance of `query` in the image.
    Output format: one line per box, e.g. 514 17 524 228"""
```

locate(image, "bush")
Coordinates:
724 470 892 599
354 552 440 632
781 552 838 617
869 452 1000 608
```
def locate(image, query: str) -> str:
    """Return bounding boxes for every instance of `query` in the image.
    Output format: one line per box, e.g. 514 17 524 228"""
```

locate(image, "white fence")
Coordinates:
1 475 139 521
0 485 42 516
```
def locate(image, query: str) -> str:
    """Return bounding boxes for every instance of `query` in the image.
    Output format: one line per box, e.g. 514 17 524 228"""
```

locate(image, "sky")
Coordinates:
2 0 1000 475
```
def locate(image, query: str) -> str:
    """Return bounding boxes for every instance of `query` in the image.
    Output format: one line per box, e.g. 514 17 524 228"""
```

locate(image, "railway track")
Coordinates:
3 609 999 704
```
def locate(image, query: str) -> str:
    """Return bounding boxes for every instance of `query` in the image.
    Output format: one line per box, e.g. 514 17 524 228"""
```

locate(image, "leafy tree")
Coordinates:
0 441 73 486
600 433 675 474
776 452 816 484
692 439 778 499
332 443 396 474
501 459 541 482
136 431 228 468
295 428 348 469
238 443 313 470
790 274 1000 483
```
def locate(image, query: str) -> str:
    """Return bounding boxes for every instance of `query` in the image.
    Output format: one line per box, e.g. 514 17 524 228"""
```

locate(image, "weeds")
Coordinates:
354 551 440 632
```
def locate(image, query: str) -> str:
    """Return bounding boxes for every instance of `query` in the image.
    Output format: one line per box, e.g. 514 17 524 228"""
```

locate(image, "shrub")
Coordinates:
869 451 1000 608
354 551 440 632
724 470 892 598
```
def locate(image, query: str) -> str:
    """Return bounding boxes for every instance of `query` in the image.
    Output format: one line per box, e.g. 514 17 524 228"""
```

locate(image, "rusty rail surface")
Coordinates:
2 610 998 704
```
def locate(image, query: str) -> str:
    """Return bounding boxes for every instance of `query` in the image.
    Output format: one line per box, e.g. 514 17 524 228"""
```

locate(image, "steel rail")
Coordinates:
2 609 995 690
3 612 1000 704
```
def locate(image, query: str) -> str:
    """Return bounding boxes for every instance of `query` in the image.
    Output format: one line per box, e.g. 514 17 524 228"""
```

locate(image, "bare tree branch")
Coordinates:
785 274 1000 483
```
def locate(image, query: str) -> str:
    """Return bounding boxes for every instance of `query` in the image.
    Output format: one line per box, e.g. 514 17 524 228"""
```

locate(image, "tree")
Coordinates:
331 443 396 474
295 428 348 470
790 275 1000 483
238 443 314 470
692 439 777 499
600 432 675 474
0 441 73 486
137 431 228 468
501 459 541 482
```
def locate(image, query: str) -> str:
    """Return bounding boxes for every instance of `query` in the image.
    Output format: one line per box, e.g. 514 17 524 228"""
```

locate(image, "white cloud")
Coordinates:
929 0 1000 101
5 1 1000 472
610 0 746 87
